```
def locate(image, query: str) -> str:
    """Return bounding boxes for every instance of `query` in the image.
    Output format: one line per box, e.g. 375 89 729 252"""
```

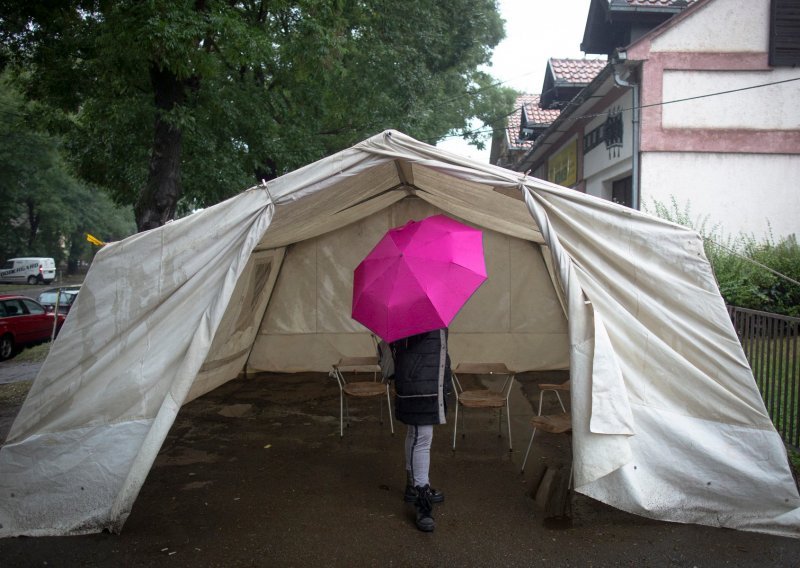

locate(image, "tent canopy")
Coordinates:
1 131 798 538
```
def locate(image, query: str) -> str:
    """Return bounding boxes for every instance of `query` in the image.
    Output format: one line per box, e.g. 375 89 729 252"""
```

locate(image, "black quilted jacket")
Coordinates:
391 328 451 426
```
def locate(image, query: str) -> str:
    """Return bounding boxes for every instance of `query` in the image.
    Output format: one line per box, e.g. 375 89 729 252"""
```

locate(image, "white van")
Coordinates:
0 257 57 285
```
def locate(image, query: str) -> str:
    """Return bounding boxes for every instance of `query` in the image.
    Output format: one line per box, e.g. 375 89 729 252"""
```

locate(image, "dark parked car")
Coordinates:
37 286 81 315
0 295 66 361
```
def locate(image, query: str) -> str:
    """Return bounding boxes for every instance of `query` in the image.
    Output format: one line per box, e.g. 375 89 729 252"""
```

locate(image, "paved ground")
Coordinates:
0 361 41 385
1 367 800 567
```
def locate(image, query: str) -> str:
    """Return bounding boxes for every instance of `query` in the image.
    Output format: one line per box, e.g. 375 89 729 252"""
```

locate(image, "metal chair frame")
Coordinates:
451 362 515 451
521 379 572 475
331 357 394 437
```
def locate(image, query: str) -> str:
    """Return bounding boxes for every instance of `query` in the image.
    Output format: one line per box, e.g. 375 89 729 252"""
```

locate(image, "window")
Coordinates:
1 300 24 316
22 299 45 315
770 0 800 66
612 176 633 208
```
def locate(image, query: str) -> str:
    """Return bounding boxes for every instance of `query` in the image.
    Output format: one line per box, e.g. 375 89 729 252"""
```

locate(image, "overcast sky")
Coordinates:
437 0 595 161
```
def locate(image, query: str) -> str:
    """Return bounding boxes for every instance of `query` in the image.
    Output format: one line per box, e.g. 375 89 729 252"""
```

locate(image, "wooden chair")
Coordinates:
522 379 572 473
537 380 570 415
331 357 394 437
451 362 515 451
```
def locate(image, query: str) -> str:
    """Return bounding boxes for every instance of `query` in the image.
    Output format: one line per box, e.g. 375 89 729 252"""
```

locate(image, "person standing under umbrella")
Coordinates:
391 327 450 532
352 214 486 532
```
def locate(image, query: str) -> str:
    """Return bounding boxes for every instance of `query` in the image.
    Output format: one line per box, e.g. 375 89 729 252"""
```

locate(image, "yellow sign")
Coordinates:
86 233 106 246
547 139 578 187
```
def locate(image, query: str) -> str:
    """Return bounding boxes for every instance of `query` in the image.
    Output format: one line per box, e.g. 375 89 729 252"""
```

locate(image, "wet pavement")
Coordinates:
1 370 800 567
0 361 41 384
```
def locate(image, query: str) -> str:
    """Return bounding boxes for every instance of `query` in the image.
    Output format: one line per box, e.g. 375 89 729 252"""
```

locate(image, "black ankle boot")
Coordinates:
414 485 435 532
404 471 444 503
404 484 444 503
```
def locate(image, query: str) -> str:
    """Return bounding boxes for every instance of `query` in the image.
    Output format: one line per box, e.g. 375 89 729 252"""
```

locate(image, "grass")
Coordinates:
0 379 31 407
13 342 51 363
747 335 800 450
0 284 32 293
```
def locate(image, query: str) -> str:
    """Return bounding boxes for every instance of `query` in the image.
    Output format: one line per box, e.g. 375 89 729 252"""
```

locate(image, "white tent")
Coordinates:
1 131 798 538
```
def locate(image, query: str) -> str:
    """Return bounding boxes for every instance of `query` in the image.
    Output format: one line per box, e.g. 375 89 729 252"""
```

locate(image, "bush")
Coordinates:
646 198 800 317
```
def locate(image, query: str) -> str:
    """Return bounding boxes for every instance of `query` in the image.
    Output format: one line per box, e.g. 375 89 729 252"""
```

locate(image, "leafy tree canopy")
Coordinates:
1 0 517 230
0 72 135 269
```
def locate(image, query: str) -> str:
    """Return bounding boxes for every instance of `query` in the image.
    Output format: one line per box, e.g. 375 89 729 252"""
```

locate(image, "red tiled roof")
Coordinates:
506 94 560 150
621 0 697 7
549 58 607 86
521 96 561 125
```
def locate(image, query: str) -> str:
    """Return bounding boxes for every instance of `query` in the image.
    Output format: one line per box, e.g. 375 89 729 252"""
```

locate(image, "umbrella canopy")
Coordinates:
352 214 487 343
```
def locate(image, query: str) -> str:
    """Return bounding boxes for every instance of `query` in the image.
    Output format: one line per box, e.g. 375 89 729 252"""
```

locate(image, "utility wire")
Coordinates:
435 75 800 143
704 236 800 289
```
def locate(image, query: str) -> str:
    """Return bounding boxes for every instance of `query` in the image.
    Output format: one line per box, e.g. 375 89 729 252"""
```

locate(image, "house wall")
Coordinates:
661 68 800 130
583 90 634 200
626 0 800 239
648 0 768 53
641 152 800 239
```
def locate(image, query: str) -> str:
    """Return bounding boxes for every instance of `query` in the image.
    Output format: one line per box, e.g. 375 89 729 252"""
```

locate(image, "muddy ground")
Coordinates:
1 367 800 567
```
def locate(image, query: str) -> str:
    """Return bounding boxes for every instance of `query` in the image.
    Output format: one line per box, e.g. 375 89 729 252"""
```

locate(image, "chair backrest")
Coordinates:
452 362 515 398
331 357 382 388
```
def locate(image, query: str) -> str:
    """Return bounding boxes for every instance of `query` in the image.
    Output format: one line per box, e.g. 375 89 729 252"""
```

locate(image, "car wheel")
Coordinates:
27 275 38 285
0 335 15 361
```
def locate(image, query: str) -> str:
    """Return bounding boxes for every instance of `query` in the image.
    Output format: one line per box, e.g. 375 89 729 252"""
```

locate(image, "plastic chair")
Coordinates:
331 357 394 437
451 362 515 451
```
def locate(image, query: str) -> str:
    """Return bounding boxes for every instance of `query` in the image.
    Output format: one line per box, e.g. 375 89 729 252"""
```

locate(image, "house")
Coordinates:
510 0 800 240
490 94 560 168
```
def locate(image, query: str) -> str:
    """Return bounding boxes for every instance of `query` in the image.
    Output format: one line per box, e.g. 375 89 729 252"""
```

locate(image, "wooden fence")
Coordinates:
728 306 800 451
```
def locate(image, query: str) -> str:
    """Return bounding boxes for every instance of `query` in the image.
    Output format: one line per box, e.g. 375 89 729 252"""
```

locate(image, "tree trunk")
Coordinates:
134 64 188 232
25 198 39 247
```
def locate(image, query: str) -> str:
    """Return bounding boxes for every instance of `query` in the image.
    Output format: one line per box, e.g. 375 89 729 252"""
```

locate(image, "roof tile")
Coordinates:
549 58 607 85
621 0 696 6
506 94 560 149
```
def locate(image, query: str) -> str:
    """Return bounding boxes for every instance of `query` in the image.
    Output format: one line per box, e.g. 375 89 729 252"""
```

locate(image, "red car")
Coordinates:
0 294 66 361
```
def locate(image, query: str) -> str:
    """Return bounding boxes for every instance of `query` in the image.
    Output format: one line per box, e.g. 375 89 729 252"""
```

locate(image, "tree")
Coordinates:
0 72 135 269
1 0 517 231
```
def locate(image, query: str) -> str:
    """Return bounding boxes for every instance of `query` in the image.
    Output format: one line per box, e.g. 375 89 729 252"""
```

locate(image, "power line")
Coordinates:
435 75 800 144
704 236 800 289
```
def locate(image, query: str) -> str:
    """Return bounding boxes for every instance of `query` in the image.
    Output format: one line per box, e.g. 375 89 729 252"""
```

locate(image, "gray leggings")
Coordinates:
405 424 433 487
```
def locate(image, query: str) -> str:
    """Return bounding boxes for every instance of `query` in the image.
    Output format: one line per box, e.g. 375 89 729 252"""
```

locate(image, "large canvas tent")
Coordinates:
1 131 798 538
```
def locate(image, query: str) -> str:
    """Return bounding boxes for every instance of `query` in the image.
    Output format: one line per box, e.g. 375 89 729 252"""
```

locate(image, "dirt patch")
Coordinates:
0 380 31 442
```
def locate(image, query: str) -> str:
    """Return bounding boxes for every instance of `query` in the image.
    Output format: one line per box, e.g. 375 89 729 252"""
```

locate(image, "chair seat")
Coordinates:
458 389 506 408
529 412 572 434
538 381 570 391
343 381 387 398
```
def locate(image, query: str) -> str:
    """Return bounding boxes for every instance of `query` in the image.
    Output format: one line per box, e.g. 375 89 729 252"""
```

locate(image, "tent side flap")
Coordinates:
0 189 274 537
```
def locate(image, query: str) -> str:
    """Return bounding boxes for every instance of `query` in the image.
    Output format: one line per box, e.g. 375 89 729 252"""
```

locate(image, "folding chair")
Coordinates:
451 362 515 451
331 357 394 437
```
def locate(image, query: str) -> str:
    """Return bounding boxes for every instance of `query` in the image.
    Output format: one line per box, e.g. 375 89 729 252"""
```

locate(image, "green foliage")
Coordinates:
1 0 517 223
646 197 800 317
0 73 136 270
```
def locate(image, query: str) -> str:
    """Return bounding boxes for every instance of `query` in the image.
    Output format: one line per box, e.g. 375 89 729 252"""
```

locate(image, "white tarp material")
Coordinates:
0 130 798 538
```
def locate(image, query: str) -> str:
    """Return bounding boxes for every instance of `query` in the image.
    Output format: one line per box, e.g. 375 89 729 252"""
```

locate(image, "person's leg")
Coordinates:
407 424 432 486
404 425 444 503
405 424 435 532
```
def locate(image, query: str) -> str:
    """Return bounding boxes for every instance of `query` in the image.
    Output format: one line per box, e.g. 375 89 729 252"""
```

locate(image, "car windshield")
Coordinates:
39 290 78 304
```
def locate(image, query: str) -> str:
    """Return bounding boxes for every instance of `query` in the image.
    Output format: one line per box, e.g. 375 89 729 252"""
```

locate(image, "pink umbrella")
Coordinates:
352 214 487 343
